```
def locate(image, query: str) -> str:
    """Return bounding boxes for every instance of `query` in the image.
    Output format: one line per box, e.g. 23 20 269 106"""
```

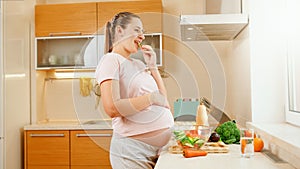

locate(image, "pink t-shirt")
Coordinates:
95 53 174 136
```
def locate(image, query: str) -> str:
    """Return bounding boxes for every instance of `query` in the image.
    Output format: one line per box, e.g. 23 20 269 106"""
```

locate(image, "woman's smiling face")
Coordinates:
117 17 145 54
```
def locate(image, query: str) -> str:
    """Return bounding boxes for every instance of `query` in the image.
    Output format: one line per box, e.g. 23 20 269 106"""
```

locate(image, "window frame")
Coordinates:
285 0 300 127
286 39 300 127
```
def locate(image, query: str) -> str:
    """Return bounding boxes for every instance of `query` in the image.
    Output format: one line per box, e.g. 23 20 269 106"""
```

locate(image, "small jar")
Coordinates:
48 54 57 65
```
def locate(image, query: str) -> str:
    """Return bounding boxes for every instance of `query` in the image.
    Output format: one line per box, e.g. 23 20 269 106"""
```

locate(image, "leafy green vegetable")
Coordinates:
174 130 186 141
194 139 205 147
215 120 240 144
173 130 205 148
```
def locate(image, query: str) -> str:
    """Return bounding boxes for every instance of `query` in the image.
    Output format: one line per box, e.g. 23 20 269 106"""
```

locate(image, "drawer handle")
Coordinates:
30 133 65 137
49 32 81 36
76 133 112 137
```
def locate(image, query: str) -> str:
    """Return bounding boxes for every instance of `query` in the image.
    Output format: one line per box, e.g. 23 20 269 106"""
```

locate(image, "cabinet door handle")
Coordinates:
30 133 65 137
76 133 112 137
49 32 81 36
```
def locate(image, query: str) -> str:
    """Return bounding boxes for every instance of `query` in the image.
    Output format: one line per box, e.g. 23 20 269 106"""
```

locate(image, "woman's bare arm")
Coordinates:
101 79 170 118
141 44 170 108
100 79 153 118
150 68 167 97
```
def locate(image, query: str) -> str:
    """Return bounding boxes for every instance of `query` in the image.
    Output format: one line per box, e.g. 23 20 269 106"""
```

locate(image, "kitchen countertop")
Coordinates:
23 120 112 130
24 121 297 169
155 145 296 169
247 122 300 168
23 120 194 131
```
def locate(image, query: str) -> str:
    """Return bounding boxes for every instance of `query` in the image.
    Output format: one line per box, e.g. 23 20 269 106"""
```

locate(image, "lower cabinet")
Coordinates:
25 129 112 169
28 167 69 169
71 166 111 169
25 130 70 169
70 130 112 169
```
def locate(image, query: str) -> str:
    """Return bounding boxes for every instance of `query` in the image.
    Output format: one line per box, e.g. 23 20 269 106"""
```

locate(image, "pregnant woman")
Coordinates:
95 12 174 169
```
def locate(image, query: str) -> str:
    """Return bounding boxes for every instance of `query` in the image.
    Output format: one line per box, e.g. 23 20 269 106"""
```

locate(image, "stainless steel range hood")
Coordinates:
180 13 248 41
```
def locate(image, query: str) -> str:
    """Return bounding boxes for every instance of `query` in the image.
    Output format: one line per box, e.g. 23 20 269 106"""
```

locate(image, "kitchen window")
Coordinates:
286 0 300 127
286 40 300 126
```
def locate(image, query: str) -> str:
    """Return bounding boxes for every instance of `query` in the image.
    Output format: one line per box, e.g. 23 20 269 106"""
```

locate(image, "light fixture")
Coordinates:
187 27 194 31
54 72 75 78
54 71 95 79
5 73 26 78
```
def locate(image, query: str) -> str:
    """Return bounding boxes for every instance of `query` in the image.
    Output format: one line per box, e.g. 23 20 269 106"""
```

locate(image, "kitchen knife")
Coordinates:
199 97 231 125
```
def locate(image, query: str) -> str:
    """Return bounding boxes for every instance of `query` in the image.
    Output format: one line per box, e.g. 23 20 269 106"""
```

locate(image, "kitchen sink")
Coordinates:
81 119 112 125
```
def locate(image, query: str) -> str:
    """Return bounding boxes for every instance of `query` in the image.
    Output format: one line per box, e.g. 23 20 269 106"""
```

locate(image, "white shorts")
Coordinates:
110 133 161 169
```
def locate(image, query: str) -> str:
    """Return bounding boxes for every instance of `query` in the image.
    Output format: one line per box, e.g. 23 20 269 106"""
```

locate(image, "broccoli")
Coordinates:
215 120 240 144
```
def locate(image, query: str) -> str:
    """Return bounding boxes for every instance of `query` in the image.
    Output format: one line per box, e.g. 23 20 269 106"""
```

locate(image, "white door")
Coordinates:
0 1 4 169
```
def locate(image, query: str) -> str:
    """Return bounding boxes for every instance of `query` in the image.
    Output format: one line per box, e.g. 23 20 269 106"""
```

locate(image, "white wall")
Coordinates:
206 0 242 14
162 12 212 102
222 27 251 126
226 0 288 125
162 0 228 112
221 0 288 126
0 1 4 169
3 0 35 168
249 0 287 123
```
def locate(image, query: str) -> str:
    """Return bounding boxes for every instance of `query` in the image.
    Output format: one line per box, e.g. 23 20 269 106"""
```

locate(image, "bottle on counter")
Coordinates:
196 103 208 126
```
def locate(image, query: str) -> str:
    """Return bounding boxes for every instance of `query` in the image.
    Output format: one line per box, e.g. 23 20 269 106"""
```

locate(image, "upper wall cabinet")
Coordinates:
35 3 97 37
97 1 162 33
35 35 104 70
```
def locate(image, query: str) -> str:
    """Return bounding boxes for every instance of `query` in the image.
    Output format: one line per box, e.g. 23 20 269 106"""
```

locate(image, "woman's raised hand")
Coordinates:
141 45 157 69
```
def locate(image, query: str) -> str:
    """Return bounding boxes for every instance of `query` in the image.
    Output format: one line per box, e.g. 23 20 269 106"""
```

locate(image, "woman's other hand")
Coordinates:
149 91 170 109
141 45 157 68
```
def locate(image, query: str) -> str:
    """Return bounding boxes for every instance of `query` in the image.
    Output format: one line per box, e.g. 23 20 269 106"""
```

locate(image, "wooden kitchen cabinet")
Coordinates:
71 166 110 169
97 1 162 33
35 3 97 37
25 130 70 169
34 1 162 69
28 166 69 169
24 129 113 169
70 130 112 169
35 1 161 36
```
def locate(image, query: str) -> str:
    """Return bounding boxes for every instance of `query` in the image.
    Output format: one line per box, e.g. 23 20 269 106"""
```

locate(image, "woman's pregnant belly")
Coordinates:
126 105 171 123
126 105 174 147
130 128 173 147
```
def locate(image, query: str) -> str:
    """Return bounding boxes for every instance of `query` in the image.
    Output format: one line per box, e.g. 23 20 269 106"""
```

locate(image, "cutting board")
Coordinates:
201 142 229 153
168 142 229 154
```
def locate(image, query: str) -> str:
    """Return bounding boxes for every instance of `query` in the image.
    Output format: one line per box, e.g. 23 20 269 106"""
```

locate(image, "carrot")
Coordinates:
241 139 247 154
182 149 208 158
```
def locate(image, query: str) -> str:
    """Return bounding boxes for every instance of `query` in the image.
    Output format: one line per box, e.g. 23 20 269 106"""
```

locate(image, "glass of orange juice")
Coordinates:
240 128 254 158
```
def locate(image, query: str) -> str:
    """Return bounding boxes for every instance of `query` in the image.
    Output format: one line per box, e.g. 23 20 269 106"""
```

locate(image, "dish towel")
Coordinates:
79 77 93 97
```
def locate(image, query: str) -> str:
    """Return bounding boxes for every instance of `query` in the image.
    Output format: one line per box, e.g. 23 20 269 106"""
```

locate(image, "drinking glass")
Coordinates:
240 128 254 158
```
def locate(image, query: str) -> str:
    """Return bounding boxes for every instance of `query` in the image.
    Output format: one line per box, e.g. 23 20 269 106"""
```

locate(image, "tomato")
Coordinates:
244 130 253 137
189 130 199 135
185 130 199 137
